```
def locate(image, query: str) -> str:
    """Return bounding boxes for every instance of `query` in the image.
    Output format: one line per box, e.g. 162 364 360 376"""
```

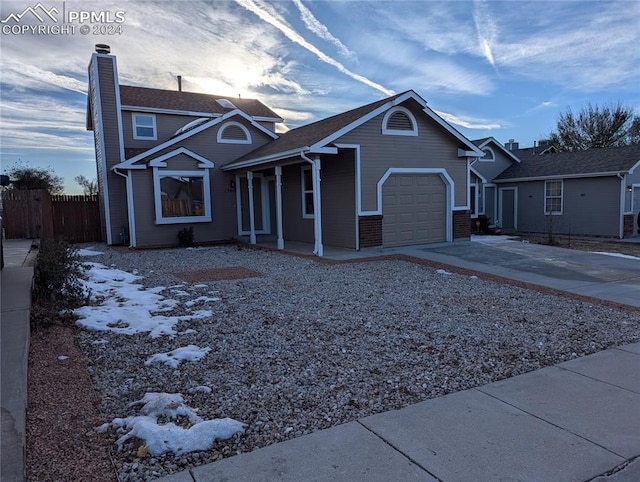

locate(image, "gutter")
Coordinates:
113 167 137 247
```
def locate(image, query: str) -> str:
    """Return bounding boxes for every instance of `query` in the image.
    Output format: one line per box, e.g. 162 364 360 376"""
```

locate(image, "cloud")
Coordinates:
473 0 498 67
291 0 357 61
434 110 502 130
234 0 393 96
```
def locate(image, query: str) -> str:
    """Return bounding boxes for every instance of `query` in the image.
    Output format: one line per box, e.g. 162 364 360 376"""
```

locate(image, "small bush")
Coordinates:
33 238 86 309
177 227 194 247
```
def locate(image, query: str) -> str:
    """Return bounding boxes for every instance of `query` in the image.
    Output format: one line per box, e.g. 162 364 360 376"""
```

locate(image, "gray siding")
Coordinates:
506 177 622 237
484 186 497 221
335 102 469 211
321 150 357 248
122 112 210 148
474 148 516 181
130 122 273 247
92 55 128 244
281 163 314 243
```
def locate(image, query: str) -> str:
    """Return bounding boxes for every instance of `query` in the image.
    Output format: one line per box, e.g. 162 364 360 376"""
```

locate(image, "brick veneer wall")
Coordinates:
623 213 635 237
453 210 471 240
359 215 382 248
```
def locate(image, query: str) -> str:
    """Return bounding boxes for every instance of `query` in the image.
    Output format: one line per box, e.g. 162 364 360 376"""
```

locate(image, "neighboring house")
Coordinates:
87 45 483 254
469 137 521 229
493 144 640 238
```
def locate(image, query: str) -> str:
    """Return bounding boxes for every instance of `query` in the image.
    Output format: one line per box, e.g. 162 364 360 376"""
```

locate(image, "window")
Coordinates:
301 166 314 218
154 170 211 224
382 107 418 136
217 121 251 144
544 180 563 215
133 114 157 140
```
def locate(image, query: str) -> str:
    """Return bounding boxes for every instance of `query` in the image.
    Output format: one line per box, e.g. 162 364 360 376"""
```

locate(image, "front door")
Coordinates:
499 188 517 231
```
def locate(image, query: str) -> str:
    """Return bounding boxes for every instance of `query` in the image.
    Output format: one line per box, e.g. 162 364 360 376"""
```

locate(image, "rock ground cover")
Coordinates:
27 241 640 481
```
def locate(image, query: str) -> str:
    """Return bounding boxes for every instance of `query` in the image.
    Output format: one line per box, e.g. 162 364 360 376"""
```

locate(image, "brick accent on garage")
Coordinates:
359 215 383 248
623 213 635 237
453 210 471 240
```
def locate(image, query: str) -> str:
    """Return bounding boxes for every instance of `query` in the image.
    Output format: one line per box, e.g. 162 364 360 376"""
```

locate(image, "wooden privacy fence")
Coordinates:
2 189 102 243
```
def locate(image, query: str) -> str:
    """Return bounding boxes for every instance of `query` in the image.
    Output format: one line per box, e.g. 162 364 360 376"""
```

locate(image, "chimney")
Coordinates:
95 43 111 54
505 139 519 151
177 75 182 92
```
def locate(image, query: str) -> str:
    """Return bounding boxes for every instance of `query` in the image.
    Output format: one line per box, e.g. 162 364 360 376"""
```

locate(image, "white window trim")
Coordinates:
382 106 418 136
133 113 157 140
301 165 314 219
153 168 212 224
217 121 252 144
479 147 495 162
544 179 564 215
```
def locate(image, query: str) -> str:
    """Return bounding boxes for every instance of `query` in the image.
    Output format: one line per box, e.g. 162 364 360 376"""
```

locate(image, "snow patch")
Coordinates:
592 251 640 261
146 345 212 368
78 247 104 256
74 262 211 338
436 269 453 275
107 393 244 456
185 295 221 307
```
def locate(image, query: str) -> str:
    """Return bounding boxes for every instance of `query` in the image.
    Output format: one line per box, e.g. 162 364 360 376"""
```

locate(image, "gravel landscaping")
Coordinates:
61 243 640 480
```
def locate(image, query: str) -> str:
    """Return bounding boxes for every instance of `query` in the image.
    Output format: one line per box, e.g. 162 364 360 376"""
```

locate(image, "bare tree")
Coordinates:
550 102 640 151
5 163 64 194
74 175 98 196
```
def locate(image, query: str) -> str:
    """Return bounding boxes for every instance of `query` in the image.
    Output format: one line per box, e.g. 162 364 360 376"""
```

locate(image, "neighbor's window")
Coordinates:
154 170 211 224
133 113 157 140
544 180 563 215
481 148 495 161
301 166 314 218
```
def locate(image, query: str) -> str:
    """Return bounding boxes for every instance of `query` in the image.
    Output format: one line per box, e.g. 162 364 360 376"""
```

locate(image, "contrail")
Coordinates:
235 0 393 96
292 0 356 61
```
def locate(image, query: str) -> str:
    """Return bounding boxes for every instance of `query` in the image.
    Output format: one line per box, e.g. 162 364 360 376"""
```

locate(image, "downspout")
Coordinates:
113 167 136 247
300 149 323 256
617 173 625 239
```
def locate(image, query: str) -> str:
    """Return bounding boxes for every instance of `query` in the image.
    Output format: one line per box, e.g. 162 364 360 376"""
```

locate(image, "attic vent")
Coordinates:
388 111 413 130
216 98 237 110
382 107 418 136
217 121 251 144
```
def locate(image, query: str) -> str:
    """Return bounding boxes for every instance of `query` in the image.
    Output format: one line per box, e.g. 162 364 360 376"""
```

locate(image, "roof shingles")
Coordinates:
119 85 282 120
496 144 640 180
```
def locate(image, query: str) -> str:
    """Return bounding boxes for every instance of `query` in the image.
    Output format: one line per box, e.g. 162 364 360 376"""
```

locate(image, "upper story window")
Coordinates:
544 180 563 215
382 106 418 136
301 166 314 219
133 113 157 140
217 121 251 144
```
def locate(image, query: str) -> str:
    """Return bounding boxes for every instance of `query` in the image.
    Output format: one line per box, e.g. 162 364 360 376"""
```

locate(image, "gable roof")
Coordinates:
114 108 278 169
495 144 640 182
223 90 483 171
472 137 521 163
119 85 283 121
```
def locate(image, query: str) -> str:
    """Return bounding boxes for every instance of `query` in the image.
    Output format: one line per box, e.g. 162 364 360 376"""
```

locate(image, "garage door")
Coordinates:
382 174 447 247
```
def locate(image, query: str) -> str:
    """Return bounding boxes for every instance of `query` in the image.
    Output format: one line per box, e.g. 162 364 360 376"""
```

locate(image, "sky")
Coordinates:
1 0 639 194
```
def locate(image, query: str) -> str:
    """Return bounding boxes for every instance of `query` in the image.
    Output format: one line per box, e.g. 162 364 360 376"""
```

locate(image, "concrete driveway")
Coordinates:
404 237 640 308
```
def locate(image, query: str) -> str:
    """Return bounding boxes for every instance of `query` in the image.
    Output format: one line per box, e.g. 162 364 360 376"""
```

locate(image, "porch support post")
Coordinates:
312 156 323 257
247 171 257 244
275 166 284 250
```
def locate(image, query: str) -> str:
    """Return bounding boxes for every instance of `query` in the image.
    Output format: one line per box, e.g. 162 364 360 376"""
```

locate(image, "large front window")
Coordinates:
544 180 563 215
154 170 211 224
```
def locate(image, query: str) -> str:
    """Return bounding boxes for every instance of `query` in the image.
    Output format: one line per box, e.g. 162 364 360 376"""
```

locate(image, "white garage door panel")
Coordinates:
383 174 447 247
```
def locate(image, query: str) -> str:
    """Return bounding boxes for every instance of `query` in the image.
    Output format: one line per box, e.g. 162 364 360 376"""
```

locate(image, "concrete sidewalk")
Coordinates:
1 239 37 482
160 343 640 482
158 237 640 482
